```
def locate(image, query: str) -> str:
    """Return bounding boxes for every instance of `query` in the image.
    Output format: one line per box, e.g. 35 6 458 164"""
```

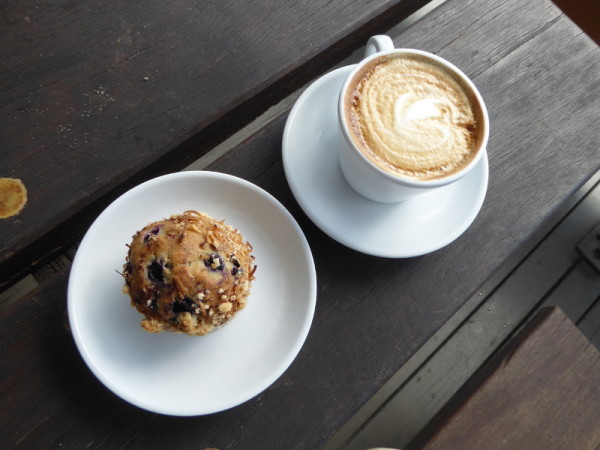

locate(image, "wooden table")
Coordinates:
410 307 600 449
1 0 599 448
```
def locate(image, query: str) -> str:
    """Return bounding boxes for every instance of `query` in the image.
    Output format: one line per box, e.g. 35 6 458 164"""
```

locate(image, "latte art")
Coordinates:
347 55 482 180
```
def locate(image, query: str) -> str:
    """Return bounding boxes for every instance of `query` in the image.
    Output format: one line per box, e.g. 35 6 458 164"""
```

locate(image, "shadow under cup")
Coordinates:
337 49 489 203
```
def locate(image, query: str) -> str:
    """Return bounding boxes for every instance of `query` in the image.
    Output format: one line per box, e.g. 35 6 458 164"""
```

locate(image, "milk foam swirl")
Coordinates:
348 55 480 179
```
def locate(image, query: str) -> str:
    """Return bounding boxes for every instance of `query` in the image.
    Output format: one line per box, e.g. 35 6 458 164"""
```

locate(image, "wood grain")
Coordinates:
553 0 600 45
337 182 600 450
0 0 427 287
1 0 599 448
411 307 600 449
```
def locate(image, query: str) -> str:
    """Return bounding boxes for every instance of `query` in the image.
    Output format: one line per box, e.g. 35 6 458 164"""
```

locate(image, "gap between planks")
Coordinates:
0 0 449 308
326 171 600 450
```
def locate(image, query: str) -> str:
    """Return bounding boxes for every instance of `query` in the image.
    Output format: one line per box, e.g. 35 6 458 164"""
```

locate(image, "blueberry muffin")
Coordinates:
122 210 256 335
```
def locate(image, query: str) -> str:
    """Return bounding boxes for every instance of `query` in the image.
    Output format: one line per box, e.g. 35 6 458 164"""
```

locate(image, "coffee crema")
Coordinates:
345 54 483 180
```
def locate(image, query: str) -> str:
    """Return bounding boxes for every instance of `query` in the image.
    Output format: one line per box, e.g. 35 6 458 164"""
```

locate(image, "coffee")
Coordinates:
344 53 484 180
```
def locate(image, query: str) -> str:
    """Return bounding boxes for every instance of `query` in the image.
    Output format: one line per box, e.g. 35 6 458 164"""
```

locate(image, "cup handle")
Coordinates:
364 35 394 58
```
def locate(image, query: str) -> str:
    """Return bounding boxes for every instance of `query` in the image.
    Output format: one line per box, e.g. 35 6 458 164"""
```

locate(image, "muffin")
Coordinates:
122 210 256 335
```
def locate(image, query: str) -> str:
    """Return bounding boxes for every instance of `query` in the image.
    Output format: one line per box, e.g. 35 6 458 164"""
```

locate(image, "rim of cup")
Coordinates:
338 48 490 188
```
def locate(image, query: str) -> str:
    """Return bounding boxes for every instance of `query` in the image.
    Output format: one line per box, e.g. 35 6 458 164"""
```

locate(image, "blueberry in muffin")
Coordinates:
122 210 256 335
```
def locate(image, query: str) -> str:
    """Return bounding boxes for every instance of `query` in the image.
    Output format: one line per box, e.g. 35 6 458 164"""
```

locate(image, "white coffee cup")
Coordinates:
337 35 489 203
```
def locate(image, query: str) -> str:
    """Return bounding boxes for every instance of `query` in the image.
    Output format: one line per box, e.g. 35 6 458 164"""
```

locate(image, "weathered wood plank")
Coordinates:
335 177 600 450
0 0 428 286
553 0 600 45
412 307 600 449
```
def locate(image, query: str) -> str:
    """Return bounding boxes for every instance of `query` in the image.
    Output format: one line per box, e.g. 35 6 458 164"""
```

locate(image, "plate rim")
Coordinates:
67 170 317 415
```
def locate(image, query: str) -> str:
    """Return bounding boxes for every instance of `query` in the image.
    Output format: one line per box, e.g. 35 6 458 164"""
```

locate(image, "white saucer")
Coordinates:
68 171 316 416
282 66 488 258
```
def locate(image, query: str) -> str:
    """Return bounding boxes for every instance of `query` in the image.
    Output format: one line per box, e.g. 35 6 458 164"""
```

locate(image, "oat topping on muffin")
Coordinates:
122 210 256 336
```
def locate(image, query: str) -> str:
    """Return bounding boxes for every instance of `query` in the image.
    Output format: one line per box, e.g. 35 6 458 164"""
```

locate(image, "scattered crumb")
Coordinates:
219 302 232 313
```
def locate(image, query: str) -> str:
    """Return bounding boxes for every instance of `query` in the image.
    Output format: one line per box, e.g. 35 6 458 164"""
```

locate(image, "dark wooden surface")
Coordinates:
334 175 600 449
0 0 427 286
410 307 600 449
1 0 600 448
553 0 600 45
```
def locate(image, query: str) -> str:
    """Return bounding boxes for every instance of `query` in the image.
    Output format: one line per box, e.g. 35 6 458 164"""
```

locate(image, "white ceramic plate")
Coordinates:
282 66 488 258
68 171 316 416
